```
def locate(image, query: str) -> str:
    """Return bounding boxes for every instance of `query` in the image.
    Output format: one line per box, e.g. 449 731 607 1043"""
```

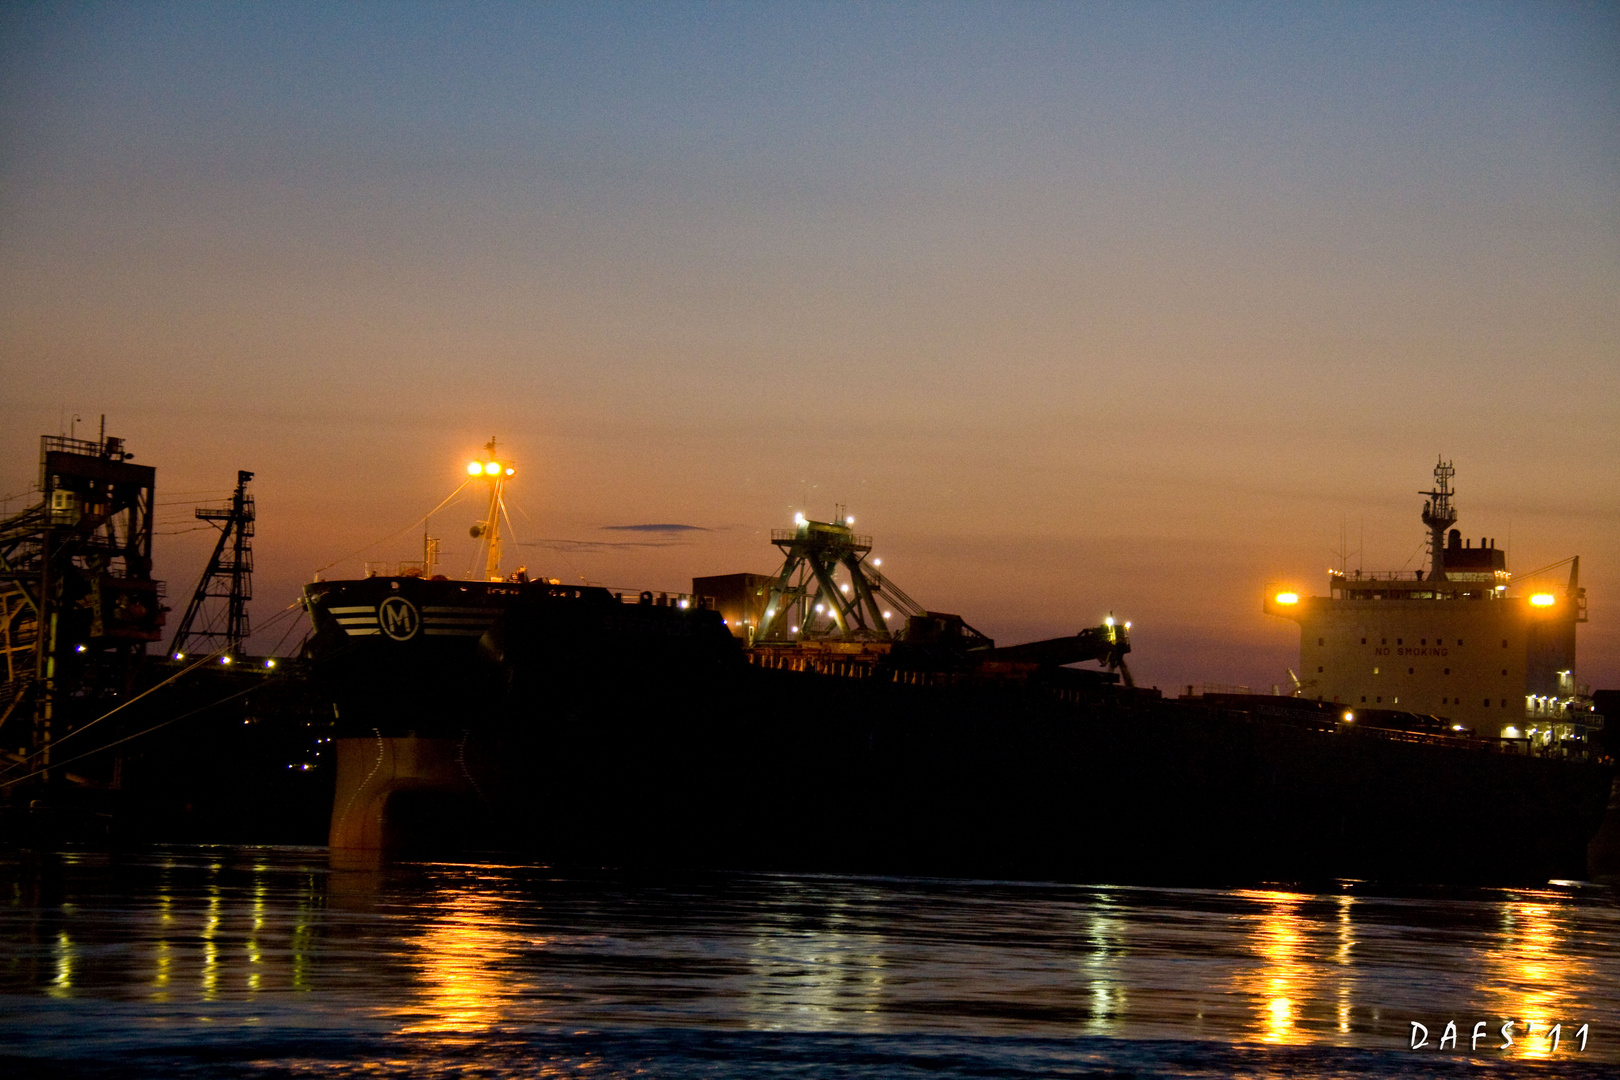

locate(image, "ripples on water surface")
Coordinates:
2 848 1617 1077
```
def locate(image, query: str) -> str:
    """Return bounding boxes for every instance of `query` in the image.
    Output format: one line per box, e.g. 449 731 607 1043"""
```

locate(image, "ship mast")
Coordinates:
466 438 515 582
1419 457 1457 583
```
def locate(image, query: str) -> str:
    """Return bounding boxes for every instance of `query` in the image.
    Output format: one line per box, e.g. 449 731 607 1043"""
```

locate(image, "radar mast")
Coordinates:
1419 458 1457 582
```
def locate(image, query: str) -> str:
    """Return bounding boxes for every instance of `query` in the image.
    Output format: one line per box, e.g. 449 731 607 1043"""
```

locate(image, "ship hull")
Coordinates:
303 578 1614 885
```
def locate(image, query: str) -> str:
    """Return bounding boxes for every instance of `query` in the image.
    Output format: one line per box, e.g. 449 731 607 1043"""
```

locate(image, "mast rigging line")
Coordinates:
0 678 272 791
1514 556 1577 581
0 600 304 782
311 478 474 578
7 609 389 789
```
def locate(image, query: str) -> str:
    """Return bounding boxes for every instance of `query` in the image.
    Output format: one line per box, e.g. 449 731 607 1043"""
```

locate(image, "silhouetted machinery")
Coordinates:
0 426 162 770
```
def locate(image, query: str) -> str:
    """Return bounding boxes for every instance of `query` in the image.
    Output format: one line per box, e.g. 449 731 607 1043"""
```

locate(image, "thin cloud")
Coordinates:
519 537 697 551
601 523 710 533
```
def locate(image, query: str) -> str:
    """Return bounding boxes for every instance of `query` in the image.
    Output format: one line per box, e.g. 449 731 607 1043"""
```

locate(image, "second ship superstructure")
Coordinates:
1264 459 1598 750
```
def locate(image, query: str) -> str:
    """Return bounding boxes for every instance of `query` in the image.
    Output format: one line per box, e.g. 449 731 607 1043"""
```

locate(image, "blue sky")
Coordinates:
3 2 1617 688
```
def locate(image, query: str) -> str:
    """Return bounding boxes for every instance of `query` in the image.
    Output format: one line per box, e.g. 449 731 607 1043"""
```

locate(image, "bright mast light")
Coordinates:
468 437 516 581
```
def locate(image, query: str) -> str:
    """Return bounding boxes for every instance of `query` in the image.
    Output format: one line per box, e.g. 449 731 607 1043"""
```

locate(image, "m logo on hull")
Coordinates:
378 597 420 641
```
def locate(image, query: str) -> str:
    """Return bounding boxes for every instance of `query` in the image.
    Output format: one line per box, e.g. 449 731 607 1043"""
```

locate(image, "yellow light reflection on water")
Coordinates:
201 883 221 1000
48 930 74 998
153 886 173 1000
1081 893 1126 1036
248 875 266 992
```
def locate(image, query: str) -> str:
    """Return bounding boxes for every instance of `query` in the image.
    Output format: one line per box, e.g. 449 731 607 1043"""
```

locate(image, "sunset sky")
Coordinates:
3 2 1616 691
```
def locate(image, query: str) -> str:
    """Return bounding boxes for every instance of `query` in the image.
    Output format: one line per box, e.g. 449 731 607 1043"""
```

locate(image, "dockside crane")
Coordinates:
168 470 255 660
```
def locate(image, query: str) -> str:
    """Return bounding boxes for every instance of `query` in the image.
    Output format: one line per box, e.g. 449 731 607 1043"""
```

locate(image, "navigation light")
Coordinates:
1342 711 1354 723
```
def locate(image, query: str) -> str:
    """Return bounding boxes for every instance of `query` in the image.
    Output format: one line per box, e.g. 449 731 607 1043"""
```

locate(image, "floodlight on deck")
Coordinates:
484 462 501 475
1275 592 1299 605
468 462 483 475
1530 593 1555 606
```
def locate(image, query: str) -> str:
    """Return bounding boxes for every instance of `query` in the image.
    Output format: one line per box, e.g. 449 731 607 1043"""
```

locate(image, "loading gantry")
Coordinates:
753 510 922 643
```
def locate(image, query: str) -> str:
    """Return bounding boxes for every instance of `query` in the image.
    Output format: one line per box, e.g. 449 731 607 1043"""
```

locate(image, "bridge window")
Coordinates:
1483 699 1490 707
1361 637 1366 645
1318 637 1324 646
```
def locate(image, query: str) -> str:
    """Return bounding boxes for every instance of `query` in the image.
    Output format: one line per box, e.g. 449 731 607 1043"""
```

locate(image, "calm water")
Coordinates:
2 848 1616 1077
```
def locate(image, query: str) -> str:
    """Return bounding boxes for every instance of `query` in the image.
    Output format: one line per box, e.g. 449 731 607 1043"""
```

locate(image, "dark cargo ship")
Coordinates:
300 446 1616 885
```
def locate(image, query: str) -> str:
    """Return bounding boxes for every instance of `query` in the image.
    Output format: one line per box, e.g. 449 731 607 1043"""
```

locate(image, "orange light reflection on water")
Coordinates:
1230 889 1356 1046
1481 898 1589 1061
399 887 534 1036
